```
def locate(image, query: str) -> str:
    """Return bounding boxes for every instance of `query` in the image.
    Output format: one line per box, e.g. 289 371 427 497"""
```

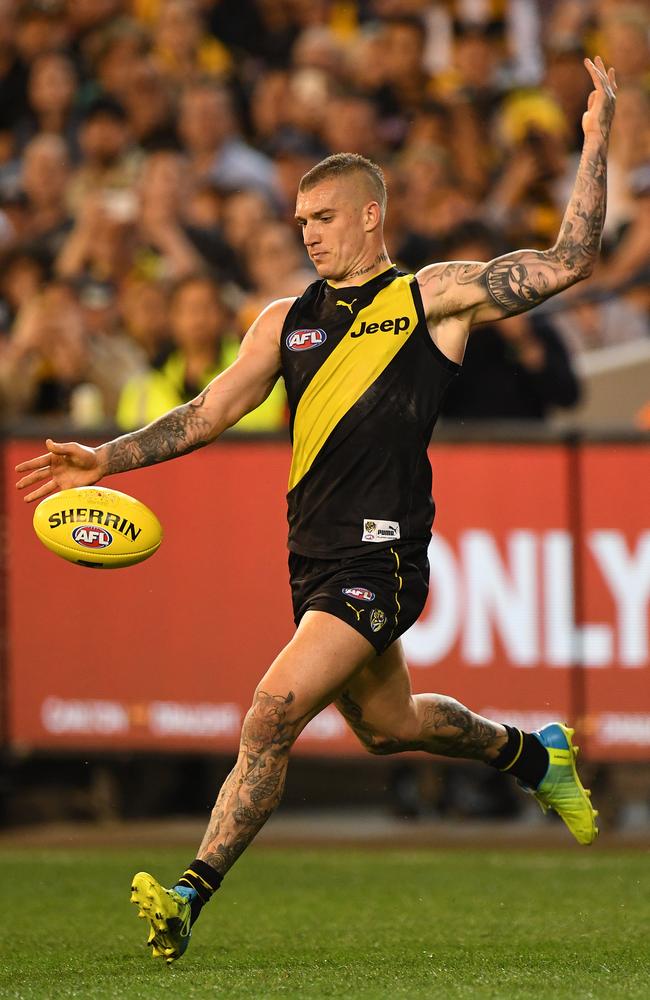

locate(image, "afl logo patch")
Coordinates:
72 525 113 549
342 587 375 602
286 328 327 351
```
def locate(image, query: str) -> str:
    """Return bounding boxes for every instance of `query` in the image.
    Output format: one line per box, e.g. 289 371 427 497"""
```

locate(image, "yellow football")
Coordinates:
33 486 163 568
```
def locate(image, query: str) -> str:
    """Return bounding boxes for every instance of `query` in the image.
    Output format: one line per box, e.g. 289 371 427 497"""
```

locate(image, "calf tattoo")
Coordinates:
419 697 504 759
198 690 305 875
337 691 503 761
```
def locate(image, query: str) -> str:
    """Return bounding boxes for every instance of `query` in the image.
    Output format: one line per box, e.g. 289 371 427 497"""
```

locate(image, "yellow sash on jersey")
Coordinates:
288 273 418 491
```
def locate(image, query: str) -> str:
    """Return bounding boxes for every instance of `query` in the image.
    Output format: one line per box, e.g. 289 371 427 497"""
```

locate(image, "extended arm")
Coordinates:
417 57 616 362
16 298 293 502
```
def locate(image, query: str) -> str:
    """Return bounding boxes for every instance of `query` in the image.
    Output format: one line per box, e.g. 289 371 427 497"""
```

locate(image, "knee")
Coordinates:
364 734 405 756
357 718 422 755
241 689 300 755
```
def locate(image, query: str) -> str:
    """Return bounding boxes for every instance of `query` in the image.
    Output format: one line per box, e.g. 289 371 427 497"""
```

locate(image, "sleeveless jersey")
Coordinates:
280 266 459 558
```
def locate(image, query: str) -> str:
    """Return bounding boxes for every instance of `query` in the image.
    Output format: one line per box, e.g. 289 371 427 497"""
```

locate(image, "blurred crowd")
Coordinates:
0 0 648 430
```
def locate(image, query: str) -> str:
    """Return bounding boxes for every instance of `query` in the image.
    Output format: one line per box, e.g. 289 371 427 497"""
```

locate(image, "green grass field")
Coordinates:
1 846 648 999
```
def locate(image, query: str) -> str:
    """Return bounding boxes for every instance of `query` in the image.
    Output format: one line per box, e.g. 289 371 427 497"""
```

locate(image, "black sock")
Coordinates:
489 725 550 789
175 859 223 925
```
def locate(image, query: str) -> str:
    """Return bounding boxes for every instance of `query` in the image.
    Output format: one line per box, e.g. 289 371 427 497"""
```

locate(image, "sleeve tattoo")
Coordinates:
423 126 611 318
102 389 213 475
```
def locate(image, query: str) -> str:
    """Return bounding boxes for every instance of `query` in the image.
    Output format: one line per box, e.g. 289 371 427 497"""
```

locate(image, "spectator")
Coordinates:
121 60 178 151
292 25 346 78
15 51 79 156
66 96 141 214
20 133 73 262
249 69 291 150
118 277 171 363
380 16 431 114
394 144 476 263
220 188 275 284
84 18 150 105
0 0 29 136
238 220 314 330
14 3 70 66
284 67 333 144
134 148 236 281
0 0 645 429
321 93 386 160
269 131 326 219
56 188 138 285
116 273 286 431
0 279 145 423
151 0 231 86
487 91 568 247
178 80 277 197
0 246 48 331
439 224 581 422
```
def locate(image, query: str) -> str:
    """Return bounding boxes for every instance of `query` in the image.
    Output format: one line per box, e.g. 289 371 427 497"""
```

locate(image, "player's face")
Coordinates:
295 177 376 281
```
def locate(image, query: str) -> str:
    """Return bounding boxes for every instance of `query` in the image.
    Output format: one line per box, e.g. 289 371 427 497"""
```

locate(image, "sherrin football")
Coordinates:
33 486 162 568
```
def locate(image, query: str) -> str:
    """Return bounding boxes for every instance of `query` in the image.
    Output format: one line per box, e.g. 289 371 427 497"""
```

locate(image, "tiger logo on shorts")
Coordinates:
370 608 387 633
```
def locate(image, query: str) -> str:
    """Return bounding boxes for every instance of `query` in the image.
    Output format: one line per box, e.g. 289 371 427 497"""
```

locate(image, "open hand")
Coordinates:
583 56 616 139
15 439 104 503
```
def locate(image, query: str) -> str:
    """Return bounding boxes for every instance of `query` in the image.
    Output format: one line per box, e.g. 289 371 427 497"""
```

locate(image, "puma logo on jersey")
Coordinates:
345 601 366 622
336 298 357 314
350 316 409 338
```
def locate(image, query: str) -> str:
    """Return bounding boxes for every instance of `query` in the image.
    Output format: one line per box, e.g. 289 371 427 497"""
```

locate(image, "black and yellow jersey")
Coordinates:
280 265 459 558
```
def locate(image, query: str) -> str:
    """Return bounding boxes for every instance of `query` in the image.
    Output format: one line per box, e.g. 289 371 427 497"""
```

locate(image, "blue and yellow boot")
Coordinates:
524 723 598 845
130 872 192 964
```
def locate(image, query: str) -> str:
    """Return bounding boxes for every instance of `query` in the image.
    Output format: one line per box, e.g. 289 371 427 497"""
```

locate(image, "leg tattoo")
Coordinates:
418 696 506 760
337 691 505 761
337 690 405 755
198 690 306 875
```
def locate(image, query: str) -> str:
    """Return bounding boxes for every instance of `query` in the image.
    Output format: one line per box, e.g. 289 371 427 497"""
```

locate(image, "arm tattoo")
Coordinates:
421 96 614 318
101 389 213 475
198 690 307 875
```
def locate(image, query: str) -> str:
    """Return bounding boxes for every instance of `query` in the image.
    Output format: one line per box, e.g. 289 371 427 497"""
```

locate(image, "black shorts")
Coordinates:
289 542 430 654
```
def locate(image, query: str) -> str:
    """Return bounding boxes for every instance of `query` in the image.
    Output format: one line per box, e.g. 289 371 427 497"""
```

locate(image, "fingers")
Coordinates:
16 466 53 491
24 480 57 503
584 56 617 94
45 438 75 454
14 439 71 474
15 452 52 473
584 57 603 87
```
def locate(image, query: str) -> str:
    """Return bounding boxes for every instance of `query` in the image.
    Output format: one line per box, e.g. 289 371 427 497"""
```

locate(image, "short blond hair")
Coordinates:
298 153 387 219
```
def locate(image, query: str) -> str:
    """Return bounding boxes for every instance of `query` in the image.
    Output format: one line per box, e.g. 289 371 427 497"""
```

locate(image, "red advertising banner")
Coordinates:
578 446 650 759
3 438 649 759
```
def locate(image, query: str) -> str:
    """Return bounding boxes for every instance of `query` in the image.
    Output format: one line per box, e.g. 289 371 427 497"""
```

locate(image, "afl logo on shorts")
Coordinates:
72 525 113 549
286 328 327 351
342 587 375 602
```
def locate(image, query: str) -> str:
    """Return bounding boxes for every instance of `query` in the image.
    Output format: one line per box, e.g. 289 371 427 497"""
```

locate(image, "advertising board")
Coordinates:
4 439 649 759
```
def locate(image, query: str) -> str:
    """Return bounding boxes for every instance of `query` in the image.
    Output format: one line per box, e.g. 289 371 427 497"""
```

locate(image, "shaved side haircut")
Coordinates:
299 153 388 220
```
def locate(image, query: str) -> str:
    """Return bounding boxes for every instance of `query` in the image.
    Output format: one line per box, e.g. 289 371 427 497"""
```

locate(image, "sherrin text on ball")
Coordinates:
33 486 162 568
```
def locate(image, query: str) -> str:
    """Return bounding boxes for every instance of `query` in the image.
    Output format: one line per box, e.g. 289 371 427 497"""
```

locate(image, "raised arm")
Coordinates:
16 298 293 502
417 57 617 362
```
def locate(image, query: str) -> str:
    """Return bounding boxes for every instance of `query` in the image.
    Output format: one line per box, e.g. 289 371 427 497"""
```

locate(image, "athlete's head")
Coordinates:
295 153 387 283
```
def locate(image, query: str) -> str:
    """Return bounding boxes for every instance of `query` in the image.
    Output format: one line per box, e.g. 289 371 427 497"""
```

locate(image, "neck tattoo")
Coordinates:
345 252 389 282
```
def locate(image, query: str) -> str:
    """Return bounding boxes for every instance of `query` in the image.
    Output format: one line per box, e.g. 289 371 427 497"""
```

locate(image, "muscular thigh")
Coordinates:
335 639 418 751
250 609 376 739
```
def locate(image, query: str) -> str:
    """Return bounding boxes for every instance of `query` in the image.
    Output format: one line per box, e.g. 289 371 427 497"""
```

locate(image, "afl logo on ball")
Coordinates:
72 525 113 549
286 328 327 351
